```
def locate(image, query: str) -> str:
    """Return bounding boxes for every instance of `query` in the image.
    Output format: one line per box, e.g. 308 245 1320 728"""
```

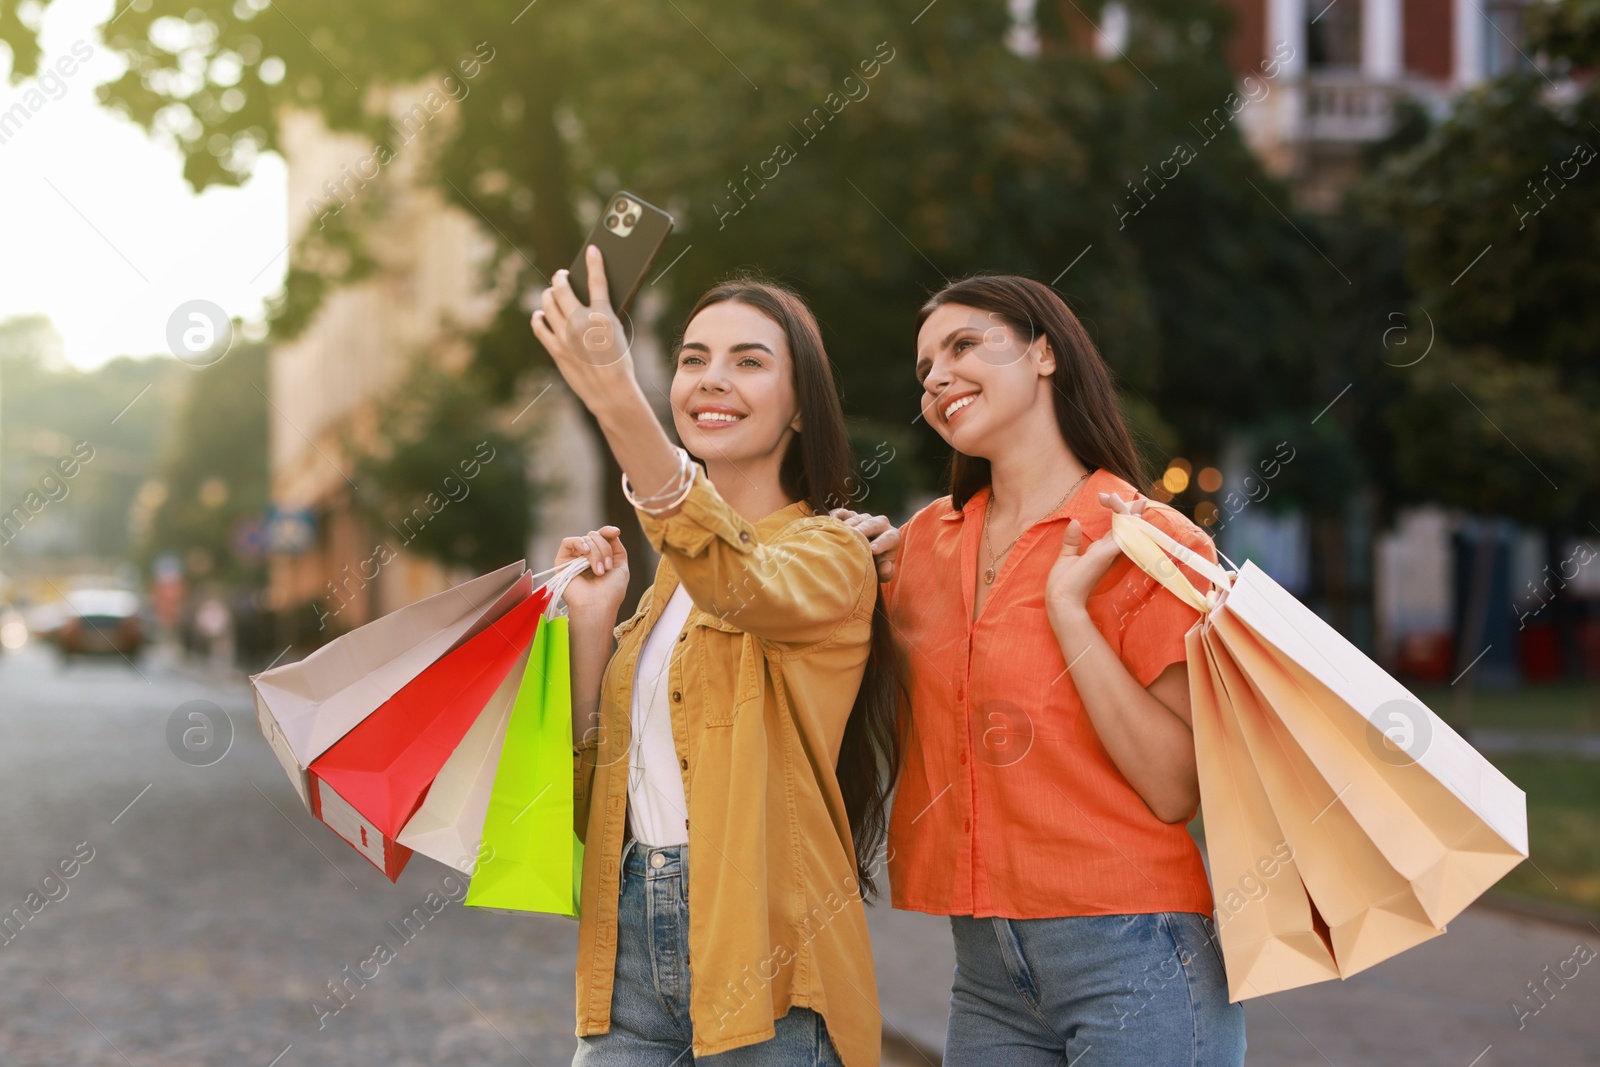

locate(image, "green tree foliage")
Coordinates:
139 342 269 585
1358 4 1600 525
0 317 186 565
2 0 1331 516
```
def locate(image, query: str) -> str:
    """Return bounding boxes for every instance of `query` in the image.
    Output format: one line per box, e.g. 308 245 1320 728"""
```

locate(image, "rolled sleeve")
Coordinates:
637 468 754 558
638 473 874 646
1117 510 1217 688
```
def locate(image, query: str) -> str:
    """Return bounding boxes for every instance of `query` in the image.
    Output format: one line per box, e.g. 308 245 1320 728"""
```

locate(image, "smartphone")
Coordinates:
567 191 675 313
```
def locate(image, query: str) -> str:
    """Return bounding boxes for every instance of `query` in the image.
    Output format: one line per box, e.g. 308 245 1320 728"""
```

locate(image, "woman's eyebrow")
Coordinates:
680 340 711 352
729 342 775 355
915 356 931 380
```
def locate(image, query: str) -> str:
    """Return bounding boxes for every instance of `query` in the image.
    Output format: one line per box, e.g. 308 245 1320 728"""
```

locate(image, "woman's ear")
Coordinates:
790 413 804 433
1036 336 1057 377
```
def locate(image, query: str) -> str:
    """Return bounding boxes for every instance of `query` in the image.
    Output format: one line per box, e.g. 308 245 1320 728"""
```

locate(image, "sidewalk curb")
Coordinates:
1476 891 1600 934
883 1028 941 1065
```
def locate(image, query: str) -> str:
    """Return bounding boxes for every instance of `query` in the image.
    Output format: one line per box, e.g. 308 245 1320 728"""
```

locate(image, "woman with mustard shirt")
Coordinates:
836 275 1245 1066
531 251 899 1066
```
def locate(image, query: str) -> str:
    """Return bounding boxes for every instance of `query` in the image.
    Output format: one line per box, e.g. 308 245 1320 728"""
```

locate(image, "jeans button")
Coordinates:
650 852 666 869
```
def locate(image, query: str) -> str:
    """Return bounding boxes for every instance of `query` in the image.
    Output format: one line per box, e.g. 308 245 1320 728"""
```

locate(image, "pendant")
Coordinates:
983 567 996 585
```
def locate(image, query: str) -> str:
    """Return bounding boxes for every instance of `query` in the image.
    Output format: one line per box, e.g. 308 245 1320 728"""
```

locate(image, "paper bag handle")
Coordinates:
1109 509 1233 614
542 557 594 619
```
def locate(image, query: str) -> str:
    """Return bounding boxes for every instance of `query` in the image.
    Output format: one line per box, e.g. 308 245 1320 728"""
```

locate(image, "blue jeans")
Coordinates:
572 840 845 1066
944 912 1246 1067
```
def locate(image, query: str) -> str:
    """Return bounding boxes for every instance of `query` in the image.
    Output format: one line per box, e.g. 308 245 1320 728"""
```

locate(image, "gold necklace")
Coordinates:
981 470 1093 585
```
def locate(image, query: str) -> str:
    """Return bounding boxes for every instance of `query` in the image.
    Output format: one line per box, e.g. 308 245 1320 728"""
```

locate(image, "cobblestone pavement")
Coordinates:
5 641 1594 1066
0 643 580 1066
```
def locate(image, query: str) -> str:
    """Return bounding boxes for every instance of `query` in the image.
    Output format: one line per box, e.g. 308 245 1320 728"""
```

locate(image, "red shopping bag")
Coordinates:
307 585 552 880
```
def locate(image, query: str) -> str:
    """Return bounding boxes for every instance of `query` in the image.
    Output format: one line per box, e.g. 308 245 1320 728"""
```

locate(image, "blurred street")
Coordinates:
1 640 1594 1067
871 905 1600 1066
0 641 578 1066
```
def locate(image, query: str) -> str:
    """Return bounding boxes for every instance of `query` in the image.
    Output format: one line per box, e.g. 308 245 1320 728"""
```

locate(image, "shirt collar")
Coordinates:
940 468 1127 523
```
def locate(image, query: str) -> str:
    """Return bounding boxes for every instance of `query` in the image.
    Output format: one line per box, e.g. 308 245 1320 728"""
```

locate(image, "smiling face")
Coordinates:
915 302 1056 457
670 299 802 469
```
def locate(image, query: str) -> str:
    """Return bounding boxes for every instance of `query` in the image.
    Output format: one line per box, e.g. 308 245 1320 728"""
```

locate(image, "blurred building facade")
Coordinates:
264 84 608 640
1217 0 1534 208
1203 0 1600 682
1108 0 1600 683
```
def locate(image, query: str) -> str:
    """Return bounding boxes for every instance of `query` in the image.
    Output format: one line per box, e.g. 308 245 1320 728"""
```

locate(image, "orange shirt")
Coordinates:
884 467 1216 918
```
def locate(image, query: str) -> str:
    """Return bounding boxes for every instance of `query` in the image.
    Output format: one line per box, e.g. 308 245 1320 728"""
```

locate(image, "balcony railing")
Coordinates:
1303 76 1403 143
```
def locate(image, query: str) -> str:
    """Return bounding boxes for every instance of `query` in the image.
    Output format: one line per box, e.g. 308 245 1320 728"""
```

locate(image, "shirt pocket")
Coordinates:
688 611 761 728
613 604 649 644
979 585 1077 749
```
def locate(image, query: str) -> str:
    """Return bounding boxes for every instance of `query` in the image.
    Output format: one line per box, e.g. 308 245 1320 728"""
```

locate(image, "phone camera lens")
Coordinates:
613 199 632 215
605 214 621 230
623 213 638 227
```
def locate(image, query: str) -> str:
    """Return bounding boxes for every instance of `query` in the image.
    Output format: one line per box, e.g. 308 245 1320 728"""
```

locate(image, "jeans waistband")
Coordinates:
621 838 686 879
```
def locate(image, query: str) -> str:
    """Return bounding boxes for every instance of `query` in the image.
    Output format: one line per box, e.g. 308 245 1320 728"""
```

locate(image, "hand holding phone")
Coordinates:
566 191 674 313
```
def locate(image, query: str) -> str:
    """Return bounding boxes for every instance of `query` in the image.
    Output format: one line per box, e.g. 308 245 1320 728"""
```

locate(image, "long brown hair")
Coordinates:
677 274 901 900
915 275 1148 509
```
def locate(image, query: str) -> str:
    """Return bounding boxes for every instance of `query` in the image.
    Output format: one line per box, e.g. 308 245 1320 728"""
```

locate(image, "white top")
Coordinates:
626 584 694 846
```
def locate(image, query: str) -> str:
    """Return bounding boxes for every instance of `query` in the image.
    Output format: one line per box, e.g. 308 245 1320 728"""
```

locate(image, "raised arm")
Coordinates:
531 245 693 522
639 474 875 646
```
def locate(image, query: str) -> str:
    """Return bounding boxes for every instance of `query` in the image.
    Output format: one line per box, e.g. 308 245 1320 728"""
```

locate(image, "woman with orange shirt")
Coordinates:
838 275 1245 1065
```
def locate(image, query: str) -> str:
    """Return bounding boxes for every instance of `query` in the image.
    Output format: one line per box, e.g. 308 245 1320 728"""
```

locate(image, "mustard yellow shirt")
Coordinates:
572 472 882 1066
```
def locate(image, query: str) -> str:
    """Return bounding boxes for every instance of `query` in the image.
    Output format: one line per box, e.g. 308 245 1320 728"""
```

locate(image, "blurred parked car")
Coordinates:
21 600 70 644
54 589 145 659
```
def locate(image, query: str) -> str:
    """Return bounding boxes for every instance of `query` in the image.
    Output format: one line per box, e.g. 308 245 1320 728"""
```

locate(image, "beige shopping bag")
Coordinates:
1207 611 1444 982
251 559 533 809
1216 564 1528 929
1188 625 1340 999
1109 510 1529 1000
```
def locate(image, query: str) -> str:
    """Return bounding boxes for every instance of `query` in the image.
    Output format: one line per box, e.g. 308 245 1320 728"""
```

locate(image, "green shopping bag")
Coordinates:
464 608 584 917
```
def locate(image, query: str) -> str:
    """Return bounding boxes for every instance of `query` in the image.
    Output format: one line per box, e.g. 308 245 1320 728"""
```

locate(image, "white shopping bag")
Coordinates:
251 559 532 809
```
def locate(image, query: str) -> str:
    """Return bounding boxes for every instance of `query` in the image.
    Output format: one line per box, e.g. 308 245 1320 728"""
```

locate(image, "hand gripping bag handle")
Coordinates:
1108 509 1235 614
541 557 593 620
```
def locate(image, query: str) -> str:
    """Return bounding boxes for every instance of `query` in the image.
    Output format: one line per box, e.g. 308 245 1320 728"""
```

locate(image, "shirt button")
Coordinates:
672 690 682 702
679 757 688 770
964 820 971 833
650 853 666 869
678 632 688 642
959 752 967 765
739 531 751 542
